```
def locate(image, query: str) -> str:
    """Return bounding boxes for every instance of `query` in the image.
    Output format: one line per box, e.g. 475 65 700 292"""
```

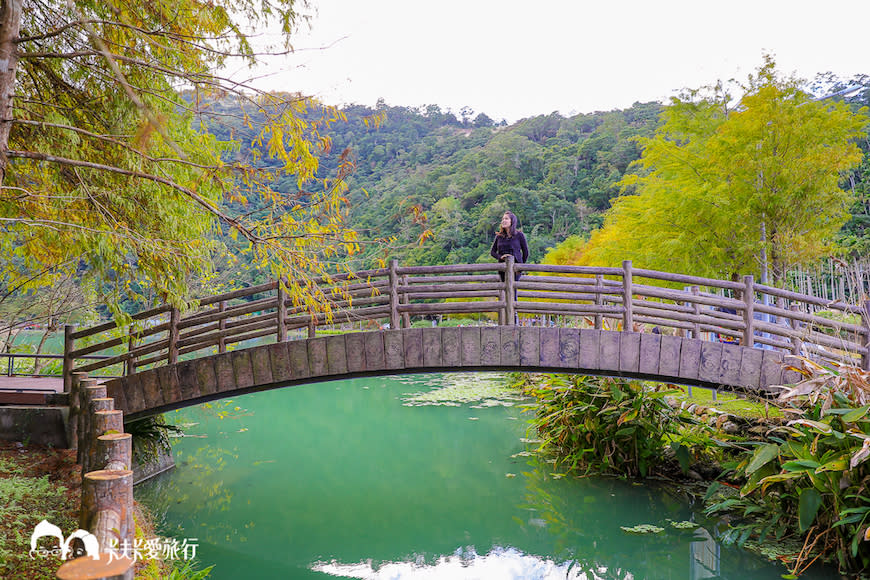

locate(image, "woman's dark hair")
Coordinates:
498 211 519 238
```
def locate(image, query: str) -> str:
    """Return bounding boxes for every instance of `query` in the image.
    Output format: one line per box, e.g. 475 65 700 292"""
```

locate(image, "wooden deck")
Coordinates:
0 376 64 404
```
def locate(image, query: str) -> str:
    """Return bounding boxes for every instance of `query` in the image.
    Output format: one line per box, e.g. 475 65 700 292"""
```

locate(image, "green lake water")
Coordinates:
137 373 839 579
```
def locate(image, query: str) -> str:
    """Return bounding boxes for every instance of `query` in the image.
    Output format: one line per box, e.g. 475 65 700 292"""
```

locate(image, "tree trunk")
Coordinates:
0 0 21 185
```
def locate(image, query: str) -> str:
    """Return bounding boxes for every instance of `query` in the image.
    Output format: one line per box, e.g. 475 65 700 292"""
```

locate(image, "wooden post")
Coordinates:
168 307 180 365
79 470 134 565
861 299 870 371
93 410 124 439
77 379 104 465
56 552 133 580
788 304 803 356
401 274 411 329
742 275 755 347
83 399 114 474
308 315 316 338
594 274 603 330
505 256 516 325
66 371 87 454
218 300 227 353
389 259 400 330
125 325 136 377
277 284 288 342
622 260 634 332
96 433 132 471
63 324 74 393
691 286 701 339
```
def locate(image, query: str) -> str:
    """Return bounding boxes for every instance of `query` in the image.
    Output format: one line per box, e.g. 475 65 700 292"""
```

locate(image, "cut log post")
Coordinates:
96 433 133 471
56 552 134 580
83 399 114 474
742 275 755 347
93 410 124 438
79 469 134 568
77 380 104 465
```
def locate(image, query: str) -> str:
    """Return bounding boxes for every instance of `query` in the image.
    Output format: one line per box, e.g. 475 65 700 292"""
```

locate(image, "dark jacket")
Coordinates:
490 231 529 264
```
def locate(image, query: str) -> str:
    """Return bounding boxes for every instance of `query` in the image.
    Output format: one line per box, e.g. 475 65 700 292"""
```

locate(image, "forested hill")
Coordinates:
308 101 663 266
206 91 868 272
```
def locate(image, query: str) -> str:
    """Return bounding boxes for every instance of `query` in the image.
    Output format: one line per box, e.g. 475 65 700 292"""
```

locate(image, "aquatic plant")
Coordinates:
522 375 692 478
707 357 870 576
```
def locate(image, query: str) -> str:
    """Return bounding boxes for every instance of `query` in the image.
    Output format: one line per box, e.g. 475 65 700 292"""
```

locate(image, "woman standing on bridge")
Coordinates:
490 210 528 282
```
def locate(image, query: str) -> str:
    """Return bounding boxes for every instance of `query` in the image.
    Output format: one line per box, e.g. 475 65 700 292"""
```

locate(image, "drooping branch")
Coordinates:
7 149 259 242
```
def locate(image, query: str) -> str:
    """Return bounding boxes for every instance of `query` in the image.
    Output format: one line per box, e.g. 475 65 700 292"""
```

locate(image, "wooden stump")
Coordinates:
79 470 134 559
85 410 124 474
76 379 99 464
56 552 133 580
95 433 132 471
78 383 107 464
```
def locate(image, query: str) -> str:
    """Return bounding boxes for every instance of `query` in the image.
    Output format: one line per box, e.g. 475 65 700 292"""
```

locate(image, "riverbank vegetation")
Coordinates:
0 440 212 579
520 361 870 578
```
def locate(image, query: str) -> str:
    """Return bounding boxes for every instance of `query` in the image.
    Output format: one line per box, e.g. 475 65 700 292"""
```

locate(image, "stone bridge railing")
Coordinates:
63 260 870 390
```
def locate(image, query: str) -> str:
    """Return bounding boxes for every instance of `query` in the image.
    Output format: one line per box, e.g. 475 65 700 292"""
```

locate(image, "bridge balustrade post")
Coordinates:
861 300 870 371
691 286 701 339
622 260 634 332
741 275 755 347
277 285 288 342
401 274 411 329
389 260 400 330
218 301 227 352
594 275 603 330
505 256 516 325
126 324 136 376
788 304 803 356
168 307 180 365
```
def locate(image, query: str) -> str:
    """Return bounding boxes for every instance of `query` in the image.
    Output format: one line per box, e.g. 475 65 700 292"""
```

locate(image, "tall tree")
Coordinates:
578 56 868 285
1 0 358 318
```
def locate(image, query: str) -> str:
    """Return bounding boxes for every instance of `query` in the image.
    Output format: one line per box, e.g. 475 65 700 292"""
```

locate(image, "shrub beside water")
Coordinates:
521 362 870 578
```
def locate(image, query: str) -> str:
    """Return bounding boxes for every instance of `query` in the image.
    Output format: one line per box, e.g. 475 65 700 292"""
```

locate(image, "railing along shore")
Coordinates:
62 259 870 390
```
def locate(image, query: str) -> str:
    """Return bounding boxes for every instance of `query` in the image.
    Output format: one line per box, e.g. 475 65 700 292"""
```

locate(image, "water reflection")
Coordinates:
138 375 837 580
311 546 613 579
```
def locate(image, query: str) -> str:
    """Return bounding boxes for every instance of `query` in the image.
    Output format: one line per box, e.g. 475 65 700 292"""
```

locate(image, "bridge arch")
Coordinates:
59 259 866 420
106 327 802 421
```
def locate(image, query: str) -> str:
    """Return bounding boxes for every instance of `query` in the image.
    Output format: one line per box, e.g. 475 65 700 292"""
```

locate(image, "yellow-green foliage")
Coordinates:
550 56 868 284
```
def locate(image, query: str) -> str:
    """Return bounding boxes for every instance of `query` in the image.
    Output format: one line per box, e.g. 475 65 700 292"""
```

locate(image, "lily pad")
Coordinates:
401 372 527 406
620 524 665 534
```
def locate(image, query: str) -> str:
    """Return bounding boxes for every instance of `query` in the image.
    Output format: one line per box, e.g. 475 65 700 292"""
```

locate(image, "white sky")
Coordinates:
235 0 870 123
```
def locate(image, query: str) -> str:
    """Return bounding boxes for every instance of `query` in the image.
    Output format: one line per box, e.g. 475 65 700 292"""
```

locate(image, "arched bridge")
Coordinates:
63 260 870 421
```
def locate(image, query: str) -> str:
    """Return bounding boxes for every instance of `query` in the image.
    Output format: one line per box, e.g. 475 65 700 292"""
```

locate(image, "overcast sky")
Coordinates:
234 0 870 123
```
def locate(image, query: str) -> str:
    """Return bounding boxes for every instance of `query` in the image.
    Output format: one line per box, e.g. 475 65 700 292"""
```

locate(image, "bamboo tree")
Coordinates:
579 56 868 285
1 0 360 316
